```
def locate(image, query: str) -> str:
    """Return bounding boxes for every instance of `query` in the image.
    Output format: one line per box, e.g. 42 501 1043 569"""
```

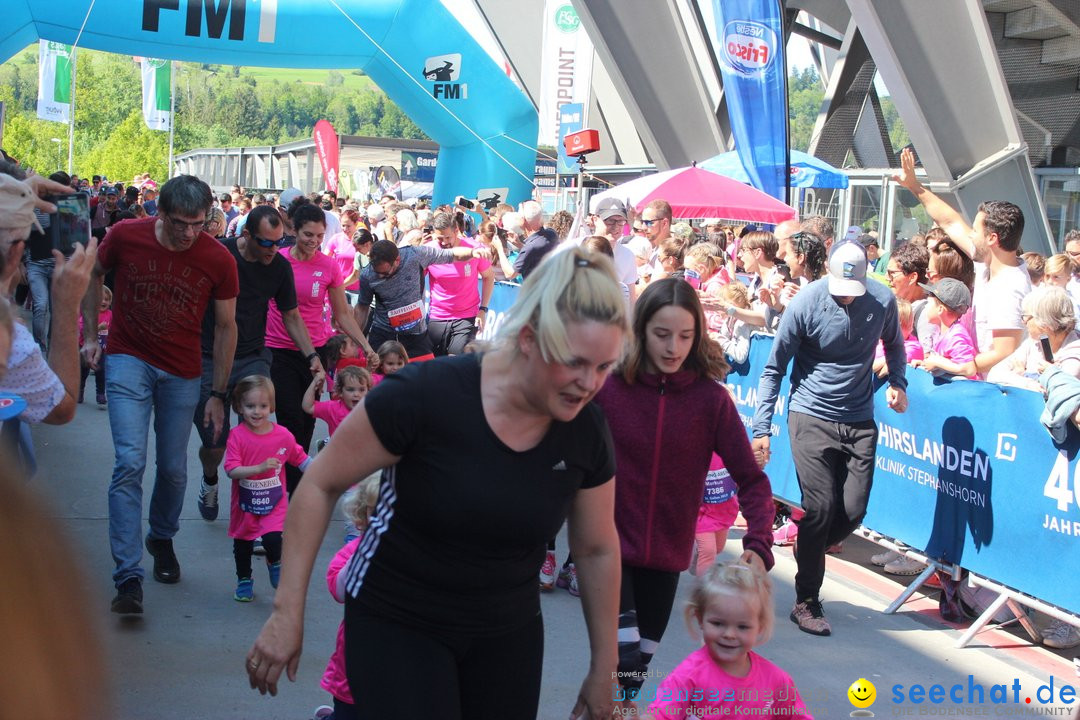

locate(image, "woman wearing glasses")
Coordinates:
265 199 378 495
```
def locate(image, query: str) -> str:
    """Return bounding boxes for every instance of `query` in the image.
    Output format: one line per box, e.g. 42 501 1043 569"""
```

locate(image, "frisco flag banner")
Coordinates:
141 58 172 131
36 40 72 124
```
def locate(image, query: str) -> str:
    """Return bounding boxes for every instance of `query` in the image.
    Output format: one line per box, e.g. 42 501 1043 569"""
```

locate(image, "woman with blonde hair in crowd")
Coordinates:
248 246 628 720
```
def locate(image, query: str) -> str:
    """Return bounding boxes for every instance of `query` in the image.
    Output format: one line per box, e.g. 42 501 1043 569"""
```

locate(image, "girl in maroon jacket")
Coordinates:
595 277 776 703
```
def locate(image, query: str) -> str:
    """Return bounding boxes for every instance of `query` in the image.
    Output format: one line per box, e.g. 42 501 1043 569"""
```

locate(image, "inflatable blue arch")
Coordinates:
2 0 539 205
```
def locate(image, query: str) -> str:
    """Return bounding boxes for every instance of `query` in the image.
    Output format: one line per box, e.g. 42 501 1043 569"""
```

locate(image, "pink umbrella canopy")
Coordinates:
590 166 796 223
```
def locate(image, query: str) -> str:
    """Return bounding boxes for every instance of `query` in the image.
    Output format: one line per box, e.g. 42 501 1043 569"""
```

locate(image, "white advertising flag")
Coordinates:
537 0 594 147
141 58 172 131
36 40 73 124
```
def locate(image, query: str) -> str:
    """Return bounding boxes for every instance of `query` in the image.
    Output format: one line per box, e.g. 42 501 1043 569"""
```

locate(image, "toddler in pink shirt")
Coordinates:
648 563 812 719
303 365 372 437
315 474 381 720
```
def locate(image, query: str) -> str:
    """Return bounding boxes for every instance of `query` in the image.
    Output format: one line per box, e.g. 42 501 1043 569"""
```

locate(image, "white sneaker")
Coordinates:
1042 620 1080 649
871 550 901 567
884 555 928 576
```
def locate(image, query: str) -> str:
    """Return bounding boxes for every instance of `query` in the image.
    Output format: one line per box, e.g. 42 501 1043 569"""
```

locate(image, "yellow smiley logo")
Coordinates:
848 678 877 709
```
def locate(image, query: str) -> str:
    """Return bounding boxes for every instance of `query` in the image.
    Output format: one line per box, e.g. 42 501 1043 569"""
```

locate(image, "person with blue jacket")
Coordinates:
752 240 909 637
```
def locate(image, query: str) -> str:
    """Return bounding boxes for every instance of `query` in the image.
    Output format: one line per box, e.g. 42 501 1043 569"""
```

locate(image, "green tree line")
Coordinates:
0 47 908 182
0 47 426 182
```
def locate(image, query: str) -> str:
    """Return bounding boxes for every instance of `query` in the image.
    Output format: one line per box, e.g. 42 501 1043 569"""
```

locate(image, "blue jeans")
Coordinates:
106 354 200 586
26 258 55 352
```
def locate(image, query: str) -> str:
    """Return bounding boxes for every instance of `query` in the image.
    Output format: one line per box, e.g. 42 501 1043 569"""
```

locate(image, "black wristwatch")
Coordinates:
209 390 227 401
478 306 489 313
305 352 320 364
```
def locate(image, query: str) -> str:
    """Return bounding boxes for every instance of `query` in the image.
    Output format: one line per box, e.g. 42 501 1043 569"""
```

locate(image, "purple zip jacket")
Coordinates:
595 370 775 572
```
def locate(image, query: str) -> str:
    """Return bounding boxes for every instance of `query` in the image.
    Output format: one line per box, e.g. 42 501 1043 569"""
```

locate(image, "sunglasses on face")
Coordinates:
252 234 285 248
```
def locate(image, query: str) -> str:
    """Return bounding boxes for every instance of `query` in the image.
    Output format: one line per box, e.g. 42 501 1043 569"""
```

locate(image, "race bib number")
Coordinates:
238 474 284 515
704 466 736 504
388 299 423 331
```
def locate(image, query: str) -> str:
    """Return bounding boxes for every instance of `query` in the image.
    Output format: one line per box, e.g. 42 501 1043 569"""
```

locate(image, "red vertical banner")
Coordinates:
313 119 340 194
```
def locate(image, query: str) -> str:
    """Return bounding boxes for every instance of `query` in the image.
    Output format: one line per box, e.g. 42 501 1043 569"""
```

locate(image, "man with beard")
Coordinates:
424 210 494 355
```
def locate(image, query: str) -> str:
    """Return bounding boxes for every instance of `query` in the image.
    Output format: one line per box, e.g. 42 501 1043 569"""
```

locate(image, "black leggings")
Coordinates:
617 564 681 692
233 532 282 579
269 345 327 495
344 604 544 719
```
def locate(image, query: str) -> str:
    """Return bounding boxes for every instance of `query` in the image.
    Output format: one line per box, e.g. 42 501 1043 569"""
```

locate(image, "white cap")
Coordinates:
827 240 868 297
366 203 385 222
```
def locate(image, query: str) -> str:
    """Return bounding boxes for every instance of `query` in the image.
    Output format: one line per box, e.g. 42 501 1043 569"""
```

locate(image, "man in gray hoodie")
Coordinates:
752 240 909 637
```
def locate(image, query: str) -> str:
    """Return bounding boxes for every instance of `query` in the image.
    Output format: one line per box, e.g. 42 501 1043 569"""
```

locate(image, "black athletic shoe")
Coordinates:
111 577 144 614
145 535 181 584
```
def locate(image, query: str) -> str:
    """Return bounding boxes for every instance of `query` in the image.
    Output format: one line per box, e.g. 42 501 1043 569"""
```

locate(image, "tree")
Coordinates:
81 109 169 181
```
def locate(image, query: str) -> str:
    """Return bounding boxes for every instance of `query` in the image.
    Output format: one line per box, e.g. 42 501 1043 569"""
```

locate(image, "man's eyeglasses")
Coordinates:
252 234 285 248
166 215 209 232
603 217 626 226
640 218 664 227
885 268 905 277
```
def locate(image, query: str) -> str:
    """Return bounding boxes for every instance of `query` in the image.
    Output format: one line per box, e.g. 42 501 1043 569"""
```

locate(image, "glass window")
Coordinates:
1042 178 1080 251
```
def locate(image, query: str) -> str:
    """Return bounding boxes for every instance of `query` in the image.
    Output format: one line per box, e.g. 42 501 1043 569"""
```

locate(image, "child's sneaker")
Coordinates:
96 392 107 409
234 577 254 602
316 438 329 453
253 538 266 556
312 706 334 720
267 561 281 589
556 563 580 597
539 550 557 592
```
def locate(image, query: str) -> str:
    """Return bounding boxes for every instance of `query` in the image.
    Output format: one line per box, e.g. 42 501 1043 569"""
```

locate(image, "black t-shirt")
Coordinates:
345 353 615 634
513 227 559 280
201 238 298 357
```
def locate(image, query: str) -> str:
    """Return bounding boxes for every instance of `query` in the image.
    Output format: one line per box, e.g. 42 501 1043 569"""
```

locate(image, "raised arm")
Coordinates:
892 147 976 259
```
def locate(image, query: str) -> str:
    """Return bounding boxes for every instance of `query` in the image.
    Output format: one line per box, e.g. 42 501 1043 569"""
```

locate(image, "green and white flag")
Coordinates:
36 40 73 124
141 58 172 131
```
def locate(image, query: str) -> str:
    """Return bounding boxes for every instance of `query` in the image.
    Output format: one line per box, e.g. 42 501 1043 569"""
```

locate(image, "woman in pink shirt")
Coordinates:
324 210 362 301
265 201 376 495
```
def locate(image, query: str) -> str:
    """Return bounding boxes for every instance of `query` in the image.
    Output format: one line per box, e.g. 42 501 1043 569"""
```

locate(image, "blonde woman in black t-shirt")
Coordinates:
248 246 629 720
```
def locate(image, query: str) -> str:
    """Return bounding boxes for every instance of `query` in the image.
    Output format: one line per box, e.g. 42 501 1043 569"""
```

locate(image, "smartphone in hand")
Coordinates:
47 192 91 255
1040 334 1054 363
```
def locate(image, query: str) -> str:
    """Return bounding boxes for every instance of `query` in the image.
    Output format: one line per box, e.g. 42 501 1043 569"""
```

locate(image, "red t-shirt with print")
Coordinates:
98 217 239 379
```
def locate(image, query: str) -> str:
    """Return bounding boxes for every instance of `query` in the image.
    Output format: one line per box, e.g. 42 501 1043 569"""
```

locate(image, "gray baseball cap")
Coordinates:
826 240 868 297
918 277 971 313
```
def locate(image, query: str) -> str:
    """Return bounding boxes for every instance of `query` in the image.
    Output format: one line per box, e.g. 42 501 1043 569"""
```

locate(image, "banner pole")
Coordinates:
167 61 176 178
66 48 76 174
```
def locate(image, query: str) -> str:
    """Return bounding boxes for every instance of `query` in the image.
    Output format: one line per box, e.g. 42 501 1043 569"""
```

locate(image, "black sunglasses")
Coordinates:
252 234 285 248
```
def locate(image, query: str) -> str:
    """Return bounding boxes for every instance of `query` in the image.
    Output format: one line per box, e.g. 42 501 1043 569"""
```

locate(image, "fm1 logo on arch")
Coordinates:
424 54 467 100
142 0 278 43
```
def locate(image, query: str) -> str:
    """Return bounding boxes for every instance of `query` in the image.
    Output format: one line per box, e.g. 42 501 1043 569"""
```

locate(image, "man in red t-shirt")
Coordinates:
81 175 239 616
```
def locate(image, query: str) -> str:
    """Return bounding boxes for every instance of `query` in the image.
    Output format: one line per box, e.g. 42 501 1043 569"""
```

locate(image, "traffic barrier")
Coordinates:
484 283 1080 617
728 335 1080 617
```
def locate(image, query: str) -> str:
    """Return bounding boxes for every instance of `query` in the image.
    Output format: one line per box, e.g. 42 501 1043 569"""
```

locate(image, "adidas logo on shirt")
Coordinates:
552 461 567 471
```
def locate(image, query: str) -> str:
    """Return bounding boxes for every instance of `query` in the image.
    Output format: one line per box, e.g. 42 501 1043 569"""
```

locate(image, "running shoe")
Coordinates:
197 478 219 521
556 563 580 597
539 550 556 592
1043 620 1080 649
790 597 831 636
234 577 254 602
